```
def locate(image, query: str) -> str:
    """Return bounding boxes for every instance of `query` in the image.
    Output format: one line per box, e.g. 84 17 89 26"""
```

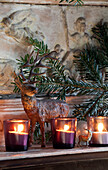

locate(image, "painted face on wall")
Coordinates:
75 17 86 33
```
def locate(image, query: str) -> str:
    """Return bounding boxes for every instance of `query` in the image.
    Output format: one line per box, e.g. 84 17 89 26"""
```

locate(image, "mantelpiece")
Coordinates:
0 146 108 169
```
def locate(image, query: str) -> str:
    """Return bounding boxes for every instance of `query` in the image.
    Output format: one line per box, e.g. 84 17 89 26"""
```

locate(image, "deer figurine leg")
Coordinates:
39 120 46 147
78 135 81 146
29 119 36 146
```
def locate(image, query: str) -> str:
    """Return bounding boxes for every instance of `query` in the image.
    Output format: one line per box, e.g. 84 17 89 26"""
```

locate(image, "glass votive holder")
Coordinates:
87 116 108 146
51 117 77 149
3 119 30 151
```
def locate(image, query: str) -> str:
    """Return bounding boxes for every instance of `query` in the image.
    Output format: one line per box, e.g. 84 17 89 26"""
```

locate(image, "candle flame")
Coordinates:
98 123 104 132
18 124 24 132
14 126 17 132
64 125 69 131
14 124 24 133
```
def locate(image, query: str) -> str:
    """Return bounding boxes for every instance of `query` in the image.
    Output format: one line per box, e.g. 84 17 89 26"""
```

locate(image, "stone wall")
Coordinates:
0 0 107 95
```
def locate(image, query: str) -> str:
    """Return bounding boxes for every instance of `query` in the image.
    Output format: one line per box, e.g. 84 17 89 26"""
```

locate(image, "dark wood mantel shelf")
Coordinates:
1 146 108 170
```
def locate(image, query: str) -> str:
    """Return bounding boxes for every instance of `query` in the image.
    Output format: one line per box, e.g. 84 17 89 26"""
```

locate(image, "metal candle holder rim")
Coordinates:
51 117 77 120
3 119 30 123
87 116 108 119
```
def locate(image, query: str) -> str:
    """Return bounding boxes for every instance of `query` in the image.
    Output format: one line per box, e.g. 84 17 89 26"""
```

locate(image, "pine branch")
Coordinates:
58 0 84 5
29 38 50 56
72 92 108 120
92 20 108 58
36 58 106 100
71 20 108 118
74 44 106 84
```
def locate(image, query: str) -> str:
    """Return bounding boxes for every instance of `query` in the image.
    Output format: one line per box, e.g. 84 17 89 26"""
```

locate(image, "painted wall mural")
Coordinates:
61 17 91 80
0 4 107 94
0 9 45 45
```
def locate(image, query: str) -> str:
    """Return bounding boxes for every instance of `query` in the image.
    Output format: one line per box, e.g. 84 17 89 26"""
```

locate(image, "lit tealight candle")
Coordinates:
87 117 108 146
3 119 30 151
51 118 77 149
10 124 25 134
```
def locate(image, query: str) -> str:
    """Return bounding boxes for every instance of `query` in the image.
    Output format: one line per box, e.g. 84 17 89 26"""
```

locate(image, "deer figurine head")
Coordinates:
14 49 69 147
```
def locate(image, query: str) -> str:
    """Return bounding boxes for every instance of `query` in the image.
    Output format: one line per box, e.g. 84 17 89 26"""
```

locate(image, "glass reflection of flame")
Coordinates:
98 123 104 132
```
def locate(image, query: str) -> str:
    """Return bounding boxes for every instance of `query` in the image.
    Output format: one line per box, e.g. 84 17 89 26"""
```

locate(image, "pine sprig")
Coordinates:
74 45 105 84
72 91 108 119
92 20 108 57
58 0 84 5
35 58 105 101
29 38 50 56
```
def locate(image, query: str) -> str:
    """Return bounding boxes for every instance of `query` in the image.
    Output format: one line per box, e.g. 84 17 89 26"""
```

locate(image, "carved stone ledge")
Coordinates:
1 146 108 170
0 0 107 6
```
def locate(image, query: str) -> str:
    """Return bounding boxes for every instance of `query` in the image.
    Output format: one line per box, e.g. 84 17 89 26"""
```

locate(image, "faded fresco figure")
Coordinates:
0 59 17 94
69 17 90 51
0 10 45 93
62 17 91 80
0 10 45 45
54 44 64 60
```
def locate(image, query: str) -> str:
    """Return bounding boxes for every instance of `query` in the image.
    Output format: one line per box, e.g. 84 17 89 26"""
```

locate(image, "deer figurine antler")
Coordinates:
14 49 69 147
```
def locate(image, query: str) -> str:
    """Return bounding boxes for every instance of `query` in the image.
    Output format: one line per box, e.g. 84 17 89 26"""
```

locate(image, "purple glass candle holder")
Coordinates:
51 117 77 149
3 119 30 151
87 116 108 147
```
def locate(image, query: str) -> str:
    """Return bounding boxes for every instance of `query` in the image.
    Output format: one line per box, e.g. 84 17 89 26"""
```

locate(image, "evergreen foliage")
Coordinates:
57 0 83 5
14 20 108 120
72 20 108 118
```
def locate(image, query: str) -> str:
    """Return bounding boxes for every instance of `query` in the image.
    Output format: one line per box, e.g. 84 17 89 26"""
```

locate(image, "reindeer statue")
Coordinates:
78 129 92 146
13 50 69 147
